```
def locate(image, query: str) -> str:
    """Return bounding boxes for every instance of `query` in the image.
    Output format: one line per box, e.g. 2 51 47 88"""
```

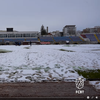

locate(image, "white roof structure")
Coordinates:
0 31 39 34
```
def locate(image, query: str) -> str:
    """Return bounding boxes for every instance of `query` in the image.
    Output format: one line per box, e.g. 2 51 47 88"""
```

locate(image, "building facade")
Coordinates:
0 28 39 39
0 31 39 39
51 31 61 37
82 26 100 33
63 25 76 36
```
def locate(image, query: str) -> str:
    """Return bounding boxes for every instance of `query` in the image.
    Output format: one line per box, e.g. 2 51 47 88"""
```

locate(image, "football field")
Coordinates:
0 44 100 90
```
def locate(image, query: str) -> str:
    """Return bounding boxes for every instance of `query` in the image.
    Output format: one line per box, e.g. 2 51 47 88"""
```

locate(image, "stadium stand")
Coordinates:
70 36 83 42
3 38 38 42
14 39 25 42
0 39 2 42
96 34 100 41
94 34 100 42
64 37 72 41
25 38 38 42
53 37 61 42
4 39 15 42
53 37 71 42
81 35 87 38
39 37 53 42
85 34 97 41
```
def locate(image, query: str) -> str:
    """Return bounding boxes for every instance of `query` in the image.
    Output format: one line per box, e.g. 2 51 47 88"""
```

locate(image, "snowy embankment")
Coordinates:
0 44 100 90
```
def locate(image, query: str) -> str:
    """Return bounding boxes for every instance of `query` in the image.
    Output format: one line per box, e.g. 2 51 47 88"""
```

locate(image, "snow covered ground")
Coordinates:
0 44 100 89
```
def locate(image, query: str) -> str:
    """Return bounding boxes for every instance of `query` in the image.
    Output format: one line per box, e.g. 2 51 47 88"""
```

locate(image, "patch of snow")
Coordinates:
89 81 100 91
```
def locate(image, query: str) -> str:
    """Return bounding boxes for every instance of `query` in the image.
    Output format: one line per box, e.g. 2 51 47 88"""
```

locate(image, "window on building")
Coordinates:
0 34 7 38
8 34 15 37
23 34 30 37
30 34 36 37
16 34 22 37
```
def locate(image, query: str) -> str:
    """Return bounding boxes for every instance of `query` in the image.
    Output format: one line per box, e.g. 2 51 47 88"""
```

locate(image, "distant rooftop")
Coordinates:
64 25 76 27
0 30 18 32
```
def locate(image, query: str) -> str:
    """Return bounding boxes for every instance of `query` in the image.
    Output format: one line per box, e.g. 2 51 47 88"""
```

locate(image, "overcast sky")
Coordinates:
0 0 100 32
